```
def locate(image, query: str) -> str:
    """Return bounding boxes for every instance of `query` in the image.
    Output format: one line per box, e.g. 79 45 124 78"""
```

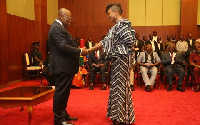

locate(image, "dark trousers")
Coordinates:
166 66 185 86
53 73 73 125
90 66 107 84
42 66 55 85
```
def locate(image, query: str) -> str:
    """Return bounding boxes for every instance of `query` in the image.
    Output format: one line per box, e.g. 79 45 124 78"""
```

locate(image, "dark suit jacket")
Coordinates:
186 38 196 52
48 21 81 75
145 40 161 57
161 52 185 71
88 50 109 67
85 41 94 49
134 39 144 52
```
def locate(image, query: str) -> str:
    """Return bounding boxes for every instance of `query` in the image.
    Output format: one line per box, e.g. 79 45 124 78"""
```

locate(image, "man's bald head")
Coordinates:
57 8 71 28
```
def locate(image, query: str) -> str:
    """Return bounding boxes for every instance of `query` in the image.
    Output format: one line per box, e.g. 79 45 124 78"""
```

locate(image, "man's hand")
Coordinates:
99 64 105 67
92 63 99 67
86 48 91 54
81 47 88 56
134 47 139 51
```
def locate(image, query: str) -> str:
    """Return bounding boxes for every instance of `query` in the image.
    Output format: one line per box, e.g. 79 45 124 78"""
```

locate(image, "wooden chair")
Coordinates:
24 53 42 85
161 64 188 89
85 62 111 87
136 64 162 89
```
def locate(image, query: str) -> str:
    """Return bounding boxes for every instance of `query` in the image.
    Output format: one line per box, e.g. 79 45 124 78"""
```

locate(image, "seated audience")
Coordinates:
88 46 109 90
185 33 196 85
176 34 188 52
146 34 160 56
85 36 95 49
134 33 144 60
189 41 200 92
143 36 148 45
171 34 178 45
161 43 185 92
152 30 158 42
163 35 171 52
157 37 164 57
137 43 160 92
186 32 196 52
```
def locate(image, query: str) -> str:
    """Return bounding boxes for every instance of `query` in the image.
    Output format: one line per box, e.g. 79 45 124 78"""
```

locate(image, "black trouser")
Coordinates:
90 66 107 84
53 73 73 124
42 66 55 85
166 66 185 86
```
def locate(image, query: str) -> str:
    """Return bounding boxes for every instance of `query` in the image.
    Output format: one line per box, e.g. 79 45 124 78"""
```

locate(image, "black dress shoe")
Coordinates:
177 86 185 92
167 86 172 91
89 85 94 90
130 85 135 91
145 85 150 92
66 116 78 121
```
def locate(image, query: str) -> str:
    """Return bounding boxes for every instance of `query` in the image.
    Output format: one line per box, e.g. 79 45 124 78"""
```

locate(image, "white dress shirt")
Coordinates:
170 52 176 64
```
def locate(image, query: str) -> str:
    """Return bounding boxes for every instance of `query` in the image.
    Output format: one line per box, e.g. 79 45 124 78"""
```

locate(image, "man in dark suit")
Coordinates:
185 33 196 85
134 33 144 60
157 37 164 57
171 34 178 45
48 8 87 125
146 34 161 57
186 32 196 52
88 48 109 90
161 43 185 92
85 36 94 49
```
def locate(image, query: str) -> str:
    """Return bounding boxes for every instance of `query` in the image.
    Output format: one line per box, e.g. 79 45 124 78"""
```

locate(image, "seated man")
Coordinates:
87 48 109 90
161 43 185 92
31 42 43 66
137 43 160 92
189 41 200 92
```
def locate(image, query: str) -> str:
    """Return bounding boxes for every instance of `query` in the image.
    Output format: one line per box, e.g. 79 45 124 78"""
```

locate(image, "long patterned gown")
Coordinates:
100 19 135 124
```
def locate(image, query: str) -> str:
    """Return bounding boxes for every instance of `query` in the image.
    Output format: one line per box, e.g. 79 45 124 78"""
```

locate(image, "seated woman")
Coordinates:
189 41 200 92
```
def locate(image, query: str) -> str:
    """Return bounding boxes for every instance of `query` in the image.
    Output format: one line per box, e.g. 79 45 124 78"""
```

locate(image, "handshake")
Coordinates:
80 47 90 56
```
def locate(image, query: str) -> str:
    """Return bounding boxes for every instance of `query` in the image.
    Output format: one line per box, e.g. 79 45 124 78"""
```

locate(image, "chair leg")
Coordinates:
25 71 27 81
40 71 43 86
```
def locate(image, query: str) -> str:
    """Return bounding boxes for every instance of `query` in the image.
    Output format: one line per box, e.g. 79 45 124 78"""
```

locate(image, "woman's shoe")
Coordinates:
111 120 120 125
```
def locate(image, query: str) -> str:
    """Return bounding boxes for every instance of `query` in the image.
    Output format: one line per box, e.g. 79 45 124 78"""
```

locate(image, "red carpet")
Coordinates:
0 80 200 125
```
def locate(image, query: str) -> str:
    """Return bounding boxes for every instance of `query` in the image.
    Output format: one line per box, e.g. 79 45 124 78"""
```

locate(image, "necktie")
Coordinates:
171 53 173 58
95 51 98 59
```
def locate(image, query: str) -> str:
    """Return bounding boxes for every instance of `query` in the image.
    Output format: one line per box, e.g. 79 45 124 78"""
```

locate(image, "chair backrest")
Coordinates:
25 53 30 66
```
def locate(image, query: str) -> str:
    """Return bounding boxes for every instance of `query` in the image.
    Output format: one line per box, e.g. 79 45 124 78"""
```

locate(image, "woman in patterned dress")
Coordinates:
87 3 135 125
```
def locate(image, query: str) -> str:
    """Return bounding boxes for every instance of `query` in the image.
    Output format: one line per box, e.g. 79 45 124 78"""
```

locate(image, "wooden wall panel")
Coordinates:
58 0 128 42
198 26 200 39
133 26 181 41
181 0 198 39
35 0 48 57
7 15 36 82
0 0 8 86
